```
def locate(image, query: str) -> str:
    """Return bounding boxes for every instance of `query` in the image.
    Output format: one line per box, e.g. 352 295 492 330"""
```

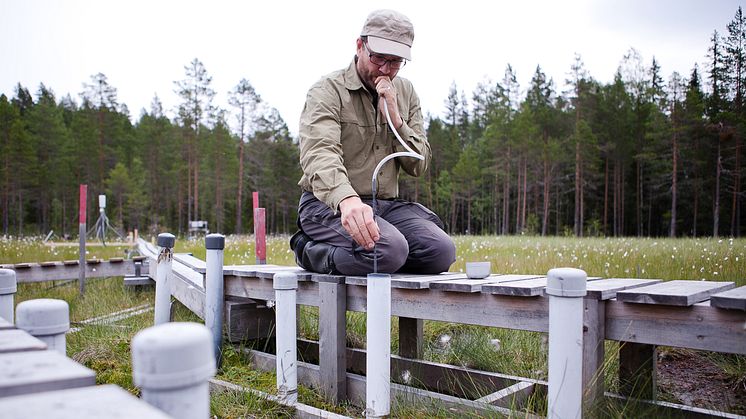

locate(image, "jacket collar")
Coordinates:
344 57 366 92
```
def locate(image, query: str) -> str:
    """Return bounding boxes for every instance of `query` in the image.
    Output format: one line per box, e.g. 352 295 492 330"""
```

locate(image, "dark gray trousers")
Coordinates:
298 192 456 276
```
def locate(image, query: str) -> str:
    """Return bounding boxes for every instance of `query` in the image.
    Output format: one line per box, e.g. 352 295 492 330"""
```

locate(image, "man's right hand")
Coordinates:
339 196 380 250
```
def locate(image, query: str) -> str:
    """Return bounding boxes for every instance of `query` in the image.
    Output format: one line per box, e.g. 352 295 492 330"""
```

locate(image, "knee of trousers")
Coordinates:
413 235 457 274
375 232 409 273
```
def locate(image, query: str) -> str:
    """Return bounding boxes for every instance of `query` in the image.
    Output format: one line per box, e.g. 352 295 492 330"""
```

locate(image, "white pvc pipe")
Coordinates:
273 272 298 404
546 267 587 419
0 269 17 323
366 273 391 418
205 233 225 368
132 322 215 419
153 233 175 325
15 298 70 355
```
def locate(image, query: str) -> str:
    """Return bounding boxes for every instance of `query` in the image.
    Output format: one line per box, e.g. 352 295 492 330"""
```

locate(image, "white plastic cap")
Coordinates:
16 298 70 335
546 268 587 297
273 272 298 290
131 322 216 389
0 269 17 294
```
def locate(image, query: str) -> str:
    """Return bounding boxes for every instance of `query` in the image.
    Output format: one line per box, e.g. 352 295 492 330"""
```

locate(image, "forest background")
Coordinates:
1 7 745 239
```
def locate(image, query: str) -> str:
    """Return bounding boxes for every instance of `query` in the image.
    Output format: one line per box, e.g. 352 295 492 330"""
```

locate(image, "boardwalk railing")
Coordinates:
135 237 746 417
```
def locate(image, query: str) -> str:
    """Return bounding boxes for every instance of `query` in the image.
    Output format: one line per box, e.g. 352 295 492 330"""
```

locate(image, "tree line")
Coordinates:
1 7 745 238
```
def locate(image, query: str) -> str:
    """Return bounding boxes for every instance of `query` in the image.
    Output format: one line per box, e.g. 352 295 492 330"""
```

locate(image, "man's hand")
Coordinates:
339 196 380 250
375 76 403 129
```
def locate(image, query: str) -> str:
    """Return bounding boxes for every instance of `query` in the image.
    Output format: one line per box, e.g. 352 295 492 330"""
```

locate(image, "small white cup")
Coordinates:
466 262 491 279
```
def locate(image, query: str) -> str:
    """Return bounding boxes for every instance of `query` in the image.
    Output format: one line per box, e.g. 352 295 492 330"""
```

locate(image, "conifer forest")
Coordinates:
1 7 745 238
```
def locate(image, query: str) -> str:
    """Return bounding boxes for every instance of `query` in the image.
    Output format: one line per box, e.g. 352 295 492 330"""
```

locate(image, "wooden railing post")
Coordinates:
619 342 657 400
318 276 347 403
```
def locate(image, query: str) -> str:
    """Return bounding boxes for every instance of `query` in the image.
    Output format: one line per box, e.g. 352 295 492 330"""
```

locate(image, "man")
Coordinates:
291 9 455 276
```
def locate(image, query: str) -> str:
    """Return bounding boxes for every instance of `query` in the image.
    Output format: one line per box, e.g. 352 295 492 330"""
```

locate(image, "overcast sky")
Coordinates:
0 0 742 136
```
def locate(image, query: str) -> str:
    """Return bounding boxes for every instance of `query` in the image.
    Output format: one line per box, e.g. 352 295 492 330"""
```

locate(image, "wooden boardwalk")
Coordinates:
134 239 746 414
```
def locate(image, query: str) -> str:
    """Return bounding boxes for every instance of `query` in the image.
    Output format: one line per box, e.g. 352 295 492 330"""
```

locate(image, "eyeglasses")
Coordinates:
363 42 407 70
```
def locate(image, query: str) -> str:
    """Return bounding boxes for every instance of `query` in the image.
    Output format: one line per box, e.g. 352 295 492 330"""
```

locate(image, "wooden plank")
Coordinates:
39 261 62 268
616 280 735 306
0 385 171 418
173 253 206 271
108 257 124 263
13 263 33 269
585 278 662 300
62 260 79 266
345 272 466 288
0 329 48 353
224 299 274 342
605 299 746 354
13 260 145 283
0 350 96 397
474 381 534 407
318 281 347 403
482 277 549 297
710 285 746 311
85 258 101 264
430 274 542 293
582 298 606 411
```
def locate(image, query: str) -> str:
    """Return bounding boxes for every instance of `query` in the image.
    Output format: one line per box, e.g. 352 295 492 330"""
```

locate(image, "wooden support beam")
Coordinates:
318 279 347 403
398 317 423 359
224 299 275 342
582 297 606 412
619 342 656 400
474 381 534 407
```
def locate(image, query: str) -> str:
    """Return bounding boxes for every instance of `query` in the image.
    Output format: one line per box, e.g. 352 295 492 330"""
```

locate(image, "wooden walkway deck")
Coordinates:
133 238 745 414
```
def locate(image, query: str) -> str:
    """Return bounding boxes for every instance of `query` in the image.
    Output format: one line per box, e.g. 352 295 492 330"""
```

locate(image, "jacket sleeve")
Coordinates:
298 81 358 212
393 82 431 177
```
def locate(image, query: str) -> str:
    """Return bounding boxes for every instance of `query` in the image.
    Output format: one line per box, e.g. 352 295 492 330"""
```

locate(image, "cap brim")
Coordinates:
367 36 411 61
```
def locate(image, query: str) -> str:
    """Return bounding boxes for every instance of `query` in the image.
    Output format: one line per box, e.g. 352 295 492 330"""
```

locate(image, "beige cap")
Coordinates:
361 9 414 61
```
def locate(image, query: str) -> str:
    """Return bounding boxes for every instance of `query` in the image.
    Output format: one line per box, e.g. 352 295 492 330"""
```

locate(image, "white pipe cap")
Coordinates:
16 298 70 335
273 272 298 290
0 269 16 294
546 268 587 297
132 322 216 389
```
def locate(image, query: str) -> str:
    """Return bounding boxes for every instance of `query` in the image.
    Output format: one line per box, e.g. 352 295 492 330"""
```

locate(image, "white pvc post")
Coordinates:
15 298 70 355
366 273 391 418
132 322 216 419
273 271 298 404
153 233 175 325
0 269 17 323
205 233 225 368
546 267 587 419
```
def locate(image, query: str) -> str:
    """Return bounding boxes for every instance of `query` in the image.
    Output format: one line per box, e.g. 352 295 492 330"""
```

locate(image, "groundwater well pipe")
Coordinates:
0 269 17 323
153 233 175 325
366 273 391 418
546 267 587 419
205 233 225 368
16 298 70 355
132 322 216 419
273 271 298 404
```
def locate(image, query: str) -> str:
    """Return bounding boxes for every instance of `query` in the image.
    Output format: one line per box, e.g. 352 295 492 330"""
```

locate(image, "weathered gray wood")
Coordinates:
585 278 662 300
319 281 347 403
481 277 549 297
619 342 656 399
12 259 147 283
345 272 466 288
605 299 746 354
224 299 275 342
582 297 606 412
225 275 320 307
0 329 47 353
429 274 543 293
169 269 206 319
710 285 746 311
242 346 536 418
474 381 534 407
0 384 171 418
616 280 735 306
0 350 95 397
398 317 423 359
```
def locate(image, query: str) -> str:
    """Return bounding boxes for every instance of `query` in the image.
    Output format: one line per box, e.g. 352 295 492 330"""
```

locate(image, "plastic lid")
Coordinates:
205 234 225 250
132 322 216 389
273 272 298 290
16 298 70 335
546 268 587 297
157 233 175 248
0 269 17 294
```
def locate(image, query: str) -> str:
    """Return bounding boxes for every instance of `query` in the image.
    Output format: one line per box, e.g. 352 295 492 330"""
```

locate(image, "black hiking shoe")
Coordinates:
289 230 338 274
289 230 311 268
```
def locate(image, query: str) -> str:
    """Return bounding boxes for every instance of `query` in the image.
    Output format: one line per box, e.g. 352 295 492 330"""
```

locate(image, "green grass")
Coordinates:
3 235 745 417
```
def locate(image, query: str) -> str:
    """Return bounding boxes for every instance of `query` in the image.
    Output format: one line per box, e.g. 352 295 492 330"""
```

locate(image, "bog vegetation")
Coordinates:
2 8 746 239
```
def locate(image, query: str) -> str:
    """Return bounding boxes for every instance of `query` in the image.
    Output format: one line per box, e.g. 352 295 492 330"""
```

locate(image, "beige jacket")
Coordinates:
298 59 431 211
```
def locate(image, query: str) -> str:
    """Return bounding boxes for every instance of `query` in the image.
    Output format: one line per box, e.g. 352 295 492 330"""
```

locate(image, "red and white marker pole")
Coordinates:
78 184 87 295
253 192 266 265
